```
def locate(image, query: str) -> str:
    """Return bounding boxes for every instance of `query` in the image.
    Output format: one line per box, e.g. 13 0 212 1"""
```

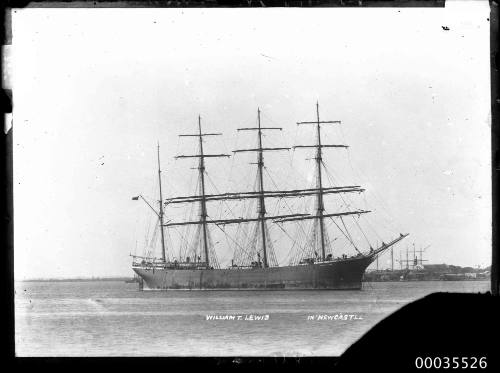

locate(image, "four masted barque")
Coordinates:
131 103 408 290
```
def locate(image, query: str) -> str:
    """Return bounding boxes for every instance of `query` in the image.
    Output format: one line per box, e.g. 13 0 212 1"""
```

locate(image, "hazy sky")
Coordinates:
12 2 491 279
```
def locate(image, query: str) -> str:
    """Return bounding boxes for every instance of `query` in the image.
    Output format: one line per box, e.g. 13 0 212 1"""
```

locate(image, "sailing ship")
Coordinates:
131 103 408 290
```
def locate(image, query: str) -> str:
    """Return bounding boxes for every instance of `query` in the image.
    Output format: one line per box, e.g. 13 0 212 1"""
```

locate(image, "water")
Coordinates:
15 280 490 356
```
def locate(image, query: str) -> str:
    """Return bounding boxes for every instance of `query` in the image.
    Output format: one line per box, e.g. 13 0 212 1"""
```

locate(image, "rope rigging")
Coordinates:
321 159 368 254
143 107 405 271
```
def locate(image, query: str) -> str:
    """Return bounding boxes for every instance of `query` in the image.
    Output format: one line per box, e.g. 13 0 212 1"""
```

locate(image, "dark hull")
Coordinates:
133 255 375 290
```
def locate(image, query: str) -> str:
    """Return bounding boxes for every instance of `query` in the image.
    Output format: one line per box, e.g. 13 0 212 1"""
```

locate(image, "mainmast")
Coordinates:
233 108 290 268
172 116 230 267
257 109 268 267
157 142 167 262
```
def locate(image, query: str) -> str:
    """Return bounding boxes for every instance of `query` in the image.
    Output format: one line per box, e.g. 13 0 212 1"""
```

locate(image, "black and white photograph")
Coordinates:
9 0 493 360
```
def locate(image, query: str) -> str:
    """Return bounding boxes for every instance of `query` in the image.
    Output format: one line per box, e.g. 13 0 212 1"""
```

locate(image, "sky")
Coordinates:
12 2 491 279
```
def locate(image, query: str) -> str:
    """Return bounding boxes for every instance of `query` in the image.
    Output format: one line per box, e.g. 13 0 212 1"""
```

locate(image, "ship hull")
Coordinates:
133 255 374 290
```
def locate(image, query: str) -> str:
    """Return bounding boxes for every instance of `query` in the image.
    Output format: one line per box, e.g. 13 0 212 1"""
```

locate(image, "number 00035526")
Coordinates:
415 357 487 369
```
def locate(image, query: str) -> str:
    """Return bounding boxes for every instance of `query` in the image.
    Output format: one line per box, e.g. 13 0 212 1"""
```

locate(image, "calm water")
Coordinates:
15 280 490 356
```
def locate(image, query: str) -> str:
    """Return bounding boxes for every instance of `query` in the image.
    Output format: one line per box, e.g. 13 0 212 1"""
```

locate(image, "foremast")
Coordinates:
276 102 371 261
308 102 336 261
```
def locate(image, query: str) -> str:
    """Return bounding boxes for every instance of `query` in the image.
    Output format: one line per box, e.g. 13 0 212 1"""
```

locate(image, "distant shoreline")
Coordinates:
15 277 133 282
15 278 491 284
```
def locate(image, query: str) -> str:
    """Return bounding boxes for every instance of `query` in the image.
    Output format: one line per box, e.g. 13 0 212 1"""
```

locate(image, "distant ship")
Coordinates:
131 103 408 290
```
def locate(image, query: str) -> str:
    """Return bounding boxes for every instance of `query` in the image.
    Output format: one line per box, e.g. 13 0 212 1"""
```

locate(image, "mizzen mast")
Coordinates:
172 116 230 267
